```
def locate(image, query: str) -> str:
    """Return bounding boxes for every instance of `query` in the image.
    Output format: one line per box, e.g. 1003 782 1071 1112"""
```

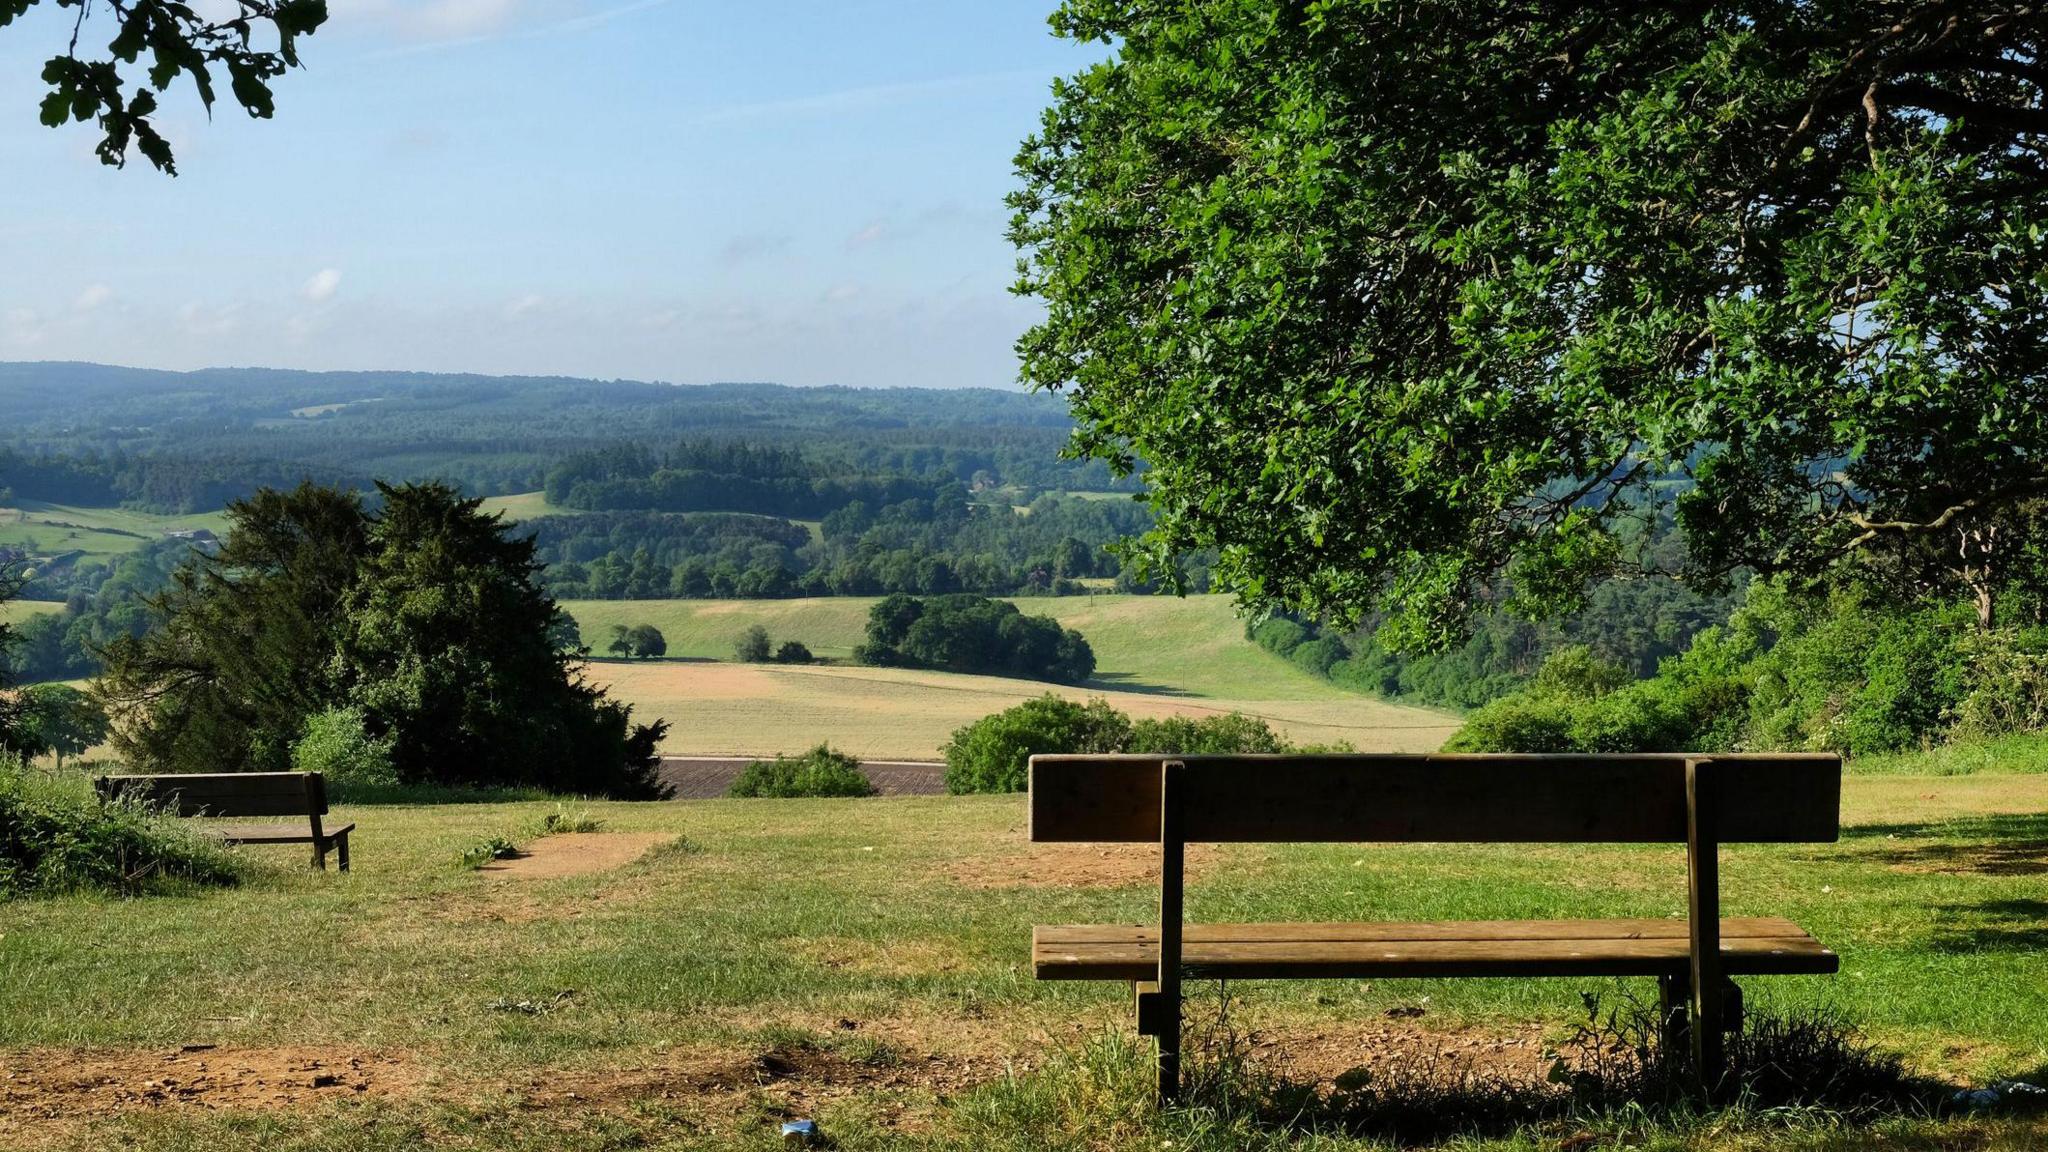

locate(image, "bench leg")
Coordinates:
1658 973 1691 1060
312 840 328 871
336 831 350 873
1134 981 1180 1102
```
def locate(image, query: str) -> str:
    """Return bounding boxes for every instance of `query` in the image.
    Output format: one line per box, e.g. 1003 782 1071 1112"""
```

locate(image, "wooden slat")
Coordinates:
1031 921 1838 981
97 773 326 818
1035 917 1813 945
1028 754 1840 844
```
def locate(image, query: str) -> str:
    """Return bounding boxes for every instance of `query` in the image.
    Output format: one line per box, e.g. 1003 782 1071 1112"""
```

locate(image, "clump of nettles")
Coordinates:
727 744 875 798
0 757 240 897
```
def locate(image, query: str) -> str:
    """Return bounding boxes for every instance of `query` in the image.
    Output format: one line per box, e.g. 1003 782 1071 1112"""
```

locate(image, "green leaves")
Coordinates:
15 0 327 173
1014 1 2048 649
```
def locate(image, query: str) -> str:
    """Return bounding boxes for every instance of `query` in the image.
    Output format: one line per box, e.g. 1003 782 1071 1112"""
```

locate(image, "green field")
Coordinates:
0 501 229 564
565 595 1455 758
0 599 62 627
3 769 2043 1150
476 491 574 521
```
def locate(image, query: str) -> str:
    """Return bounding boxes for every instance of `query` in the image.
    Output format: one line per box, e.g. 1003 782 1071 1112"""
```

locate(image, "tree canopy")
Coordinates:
1012 2 2048 649
3 0 326 173
95 481 669 797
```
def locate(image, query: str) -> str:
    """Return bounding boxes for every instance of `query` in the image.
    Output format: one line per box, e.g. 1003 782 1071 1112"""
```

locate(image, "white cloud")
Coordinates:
73 284 113 311
845 222 886 249
504 293 546 318
303 268 344 302
179 302 242 338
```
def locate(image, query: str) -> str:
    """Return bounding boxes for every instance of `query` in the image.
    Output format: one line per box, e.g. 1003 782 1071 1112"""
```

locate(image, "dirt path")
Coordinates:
476 832 674 879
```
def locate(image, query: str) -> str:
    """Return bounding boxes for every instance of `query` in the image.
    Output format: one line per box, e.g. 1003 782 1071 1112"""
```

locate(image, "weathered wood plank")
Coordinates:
1035 917 1812 945
96 773 328 818
1028 753 1840 844
1032 924 1838 982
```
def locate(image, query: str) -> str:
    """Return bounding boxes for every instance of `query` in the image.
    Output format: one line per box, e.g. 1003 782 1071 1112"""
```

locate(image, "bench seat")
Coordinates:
1034 917 1838 981
201 821 357 846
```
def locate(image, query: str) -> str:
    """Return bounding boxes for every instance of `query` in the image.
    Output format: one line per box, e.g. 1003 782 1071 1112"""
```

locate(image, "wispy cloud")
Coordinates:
845 222 886 249
73 284 114 311
303 269 344 302
718 232 791 266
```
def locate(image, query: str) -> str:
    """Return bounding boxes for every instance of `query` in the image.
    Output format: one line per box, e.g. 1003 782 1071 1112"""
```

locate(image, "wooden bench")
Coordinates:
95 772 355 872
1028 753 1841 1100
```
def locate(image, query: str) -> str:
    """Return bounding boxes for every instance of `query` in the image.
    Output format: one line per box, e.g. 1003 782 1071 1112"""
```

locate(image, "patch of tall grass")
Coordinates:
0 756 240 897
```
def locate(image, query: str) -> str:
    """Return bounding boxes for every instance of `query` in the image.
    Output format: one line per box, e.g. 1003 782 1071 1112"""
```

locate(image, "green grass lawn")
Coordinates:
475 491 576 521
2 769 2044 1150
0 501 229 564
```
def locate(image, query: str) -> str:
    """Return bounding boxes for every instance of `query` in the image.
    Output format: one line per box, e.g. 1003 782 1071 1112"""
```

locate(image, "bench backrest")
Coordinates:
95 772 329 819
1028 753 1840 844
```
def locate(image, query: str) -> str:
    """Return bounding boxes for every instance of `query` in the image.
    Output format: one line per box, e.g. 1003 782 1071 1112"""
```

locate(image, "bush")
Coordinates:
1287 636 1350 676
728 743 876 798
1127 712 1289 755
0 757 240 897
773 640 814 664
1249 617 1311 656
292 705 399 794
943 696 1131 793
734 624 772 663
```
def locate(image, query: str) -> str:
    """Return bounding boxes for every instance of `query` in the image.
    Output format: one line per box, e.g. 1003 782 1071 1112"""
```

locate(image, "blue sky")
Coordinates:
0 1 1102 388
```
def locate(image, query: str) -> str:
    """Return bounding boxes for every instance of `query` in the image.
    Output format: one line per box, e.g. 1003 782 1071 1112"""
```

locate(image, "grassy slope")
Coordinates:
566 596 1459 757
0 599 62 627
1 770 2042 1150
475 491 572 520
0 501 229 564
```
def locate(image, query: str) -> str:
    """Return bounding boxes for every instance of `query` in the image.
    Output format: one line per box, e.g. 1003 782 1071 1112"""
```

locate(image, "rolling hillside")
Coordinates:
565 595 1458 758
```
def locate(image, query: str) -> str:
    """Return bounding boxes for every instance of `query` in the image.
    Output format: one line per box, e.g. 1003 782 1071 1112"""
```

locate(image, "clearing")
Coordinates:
0 501 229 565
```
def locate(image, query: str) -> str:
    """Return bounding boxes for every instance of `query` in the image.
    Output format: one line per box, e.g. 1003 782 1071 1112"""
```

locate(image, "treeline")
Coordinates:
544 441 939 518
534 490 1174 600
1451 579 2048 758
1252 573 1737 709
0 448 349 515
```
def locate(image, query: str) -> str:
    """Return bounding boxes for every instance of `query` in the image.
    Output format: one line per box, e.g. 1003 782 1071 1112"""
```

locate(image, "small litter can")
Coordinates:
780 1118 820 1146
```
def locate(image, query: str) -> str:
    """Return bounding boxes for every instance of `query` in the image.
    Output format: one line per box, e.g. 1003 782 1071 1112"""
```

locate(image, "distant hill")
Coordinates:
0 362 1130 512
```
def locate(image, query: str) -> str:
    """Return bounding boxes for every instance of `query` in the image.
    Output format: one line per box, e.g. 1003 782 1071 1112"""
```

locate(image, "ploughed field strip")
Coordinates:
1034 917 1838 982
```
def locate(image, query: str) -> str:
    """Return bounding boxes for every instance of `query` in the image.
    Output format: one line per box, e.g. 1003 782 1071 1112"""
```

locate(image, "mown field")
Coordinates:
0 501 230 563
0 598 62 627
2 767 2043 1150
567 596 1458 758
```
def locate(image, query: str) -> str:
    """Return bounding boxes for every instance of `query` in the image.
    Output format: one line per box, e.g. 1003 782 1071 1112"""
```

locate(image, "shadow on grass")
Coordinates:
1084 672 1198 698
958 983 1949 1139
1838 812 2048 876
1929 900 2048 953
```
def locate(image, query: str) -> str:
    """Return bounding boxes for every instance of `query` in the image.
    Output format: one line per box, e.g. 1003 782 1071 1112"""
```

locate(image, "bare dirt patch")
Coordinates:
942 841 1227 889
0 1045 417 1124
477 832 675 880
1222 1016 1557 1088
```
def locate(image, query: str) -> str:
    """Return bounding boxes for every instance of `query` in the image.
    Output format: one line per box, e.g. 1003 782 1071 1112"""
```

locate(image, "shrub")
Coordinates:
10 684 110 769
1249 617 1311 656
943 695 1131 793
292 705 399 794
0 757 240 897
773 640 814 664
1127 712 1289 755
457 835 519 869
1287 636 1350 676
734 624 772 663
628 623 667 659
728 743 876 798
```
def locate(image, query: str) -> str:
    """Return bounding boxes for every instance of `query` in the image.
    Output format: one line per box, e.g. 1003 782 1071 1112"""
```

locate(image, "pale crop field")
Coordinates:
0 599 62 627
569 595 1458 759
